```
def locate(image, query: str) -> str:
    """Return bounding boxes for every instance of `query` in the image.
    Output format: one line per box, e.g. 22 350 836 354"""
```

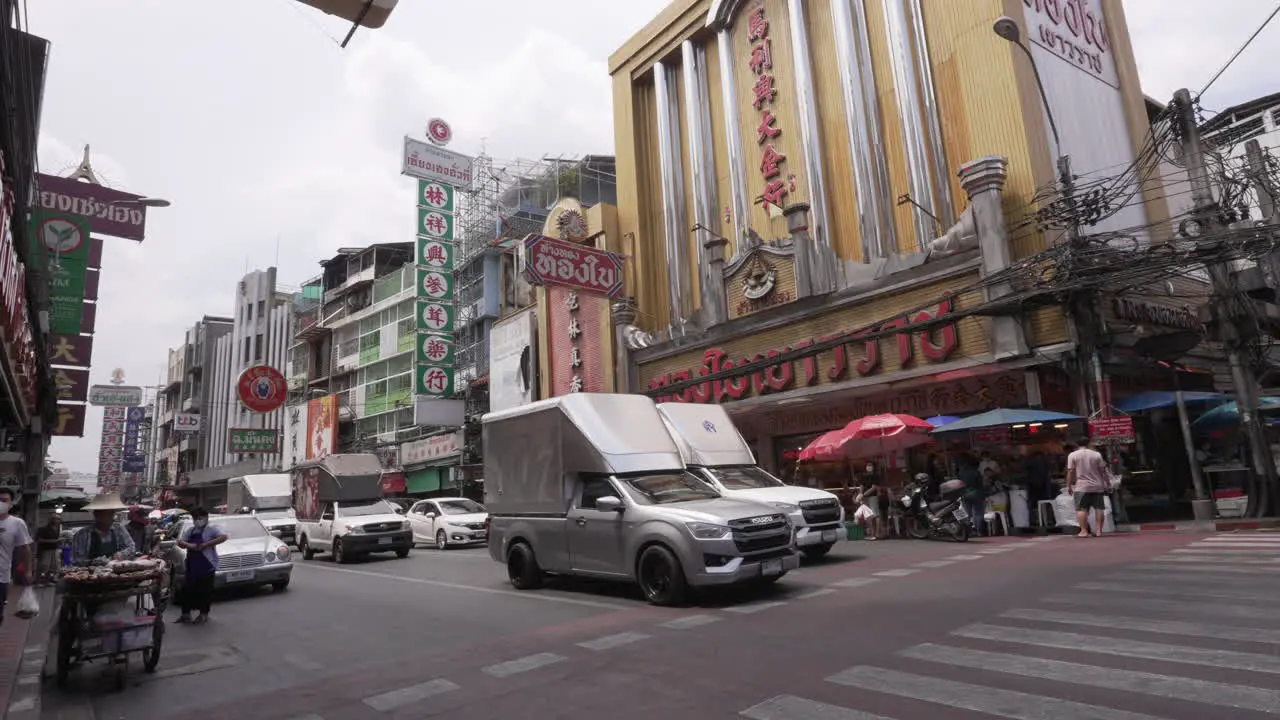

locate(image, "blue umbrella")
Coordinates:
1192 397 1280 432
926 415 961 428
930 408 1083 433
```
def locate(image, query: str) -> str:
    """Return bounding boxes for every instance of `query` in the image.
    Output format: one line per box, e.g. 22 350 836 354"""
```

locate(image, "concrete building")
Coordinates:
151 315 233 487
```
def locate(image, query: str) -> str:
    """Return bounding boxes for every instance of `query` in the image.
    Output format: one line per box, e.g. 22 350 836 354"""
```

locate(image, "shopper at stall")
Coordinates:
852 485 881 540
176 506 228 625
1067 437 1110 538
0 487 33 628
71 493 137 564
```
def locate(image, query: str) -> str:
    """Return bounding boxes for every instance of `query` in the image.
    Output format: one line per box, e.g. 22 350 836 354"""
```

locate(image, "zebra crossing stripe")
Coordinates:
1172 547 1280 556
1136 561 1280 574
1103 571 1280 587
1044 593 1275 620
899 643 1280 714
1074 580 1276 603
740 695 895 720
952 623 1280 675
1191 542 1280 549
1153 554 1280 565
826 665 1165 720
999 608 1280 646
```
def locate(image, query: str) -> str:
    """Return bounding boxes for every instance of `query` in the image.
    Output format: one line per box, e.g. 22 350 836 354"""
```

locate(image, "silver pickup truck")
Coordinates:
484 393 799 606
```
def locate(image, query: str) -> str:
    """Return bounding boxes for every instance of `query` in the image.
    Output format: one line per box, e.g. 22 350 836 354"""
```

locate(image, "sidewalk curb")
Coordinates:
1115 517 1280 534
4 586 55 720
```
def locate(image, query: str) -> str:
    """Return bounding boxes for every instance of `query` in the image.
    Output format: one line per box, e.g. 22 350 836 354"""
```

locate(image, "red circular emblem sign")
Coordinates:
237 365 287 413
427 118 452 146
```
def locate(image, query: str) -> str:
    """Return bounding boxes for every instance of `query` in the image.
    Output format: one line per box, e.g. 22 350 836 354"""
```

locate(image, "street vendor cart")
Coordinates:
55 557 168 690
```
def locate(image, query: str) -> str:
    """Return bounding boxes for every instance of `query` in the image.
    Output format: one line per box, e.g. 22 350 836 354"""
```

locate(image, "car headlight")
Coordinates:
347 525 365 534
770 502 799 513
264 550 277 562
400 521 411 531
685 522 732 540
275 546 291 562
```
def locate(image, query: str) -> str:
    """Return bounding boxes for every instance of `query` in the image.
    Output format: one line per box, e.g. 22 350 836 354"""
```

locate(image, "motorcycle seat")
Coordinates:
928 501 952 513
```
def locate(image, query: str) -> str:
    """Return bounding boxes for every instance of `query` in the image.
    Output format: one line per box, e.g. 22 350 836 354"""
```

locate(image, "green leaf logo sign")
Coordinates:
40 218 84 254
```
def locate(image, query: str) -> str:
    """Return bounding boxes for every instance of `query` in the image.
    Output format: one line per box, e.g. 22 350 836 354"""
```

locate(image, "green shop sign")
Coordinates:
227 428 279 453
28 211 90 336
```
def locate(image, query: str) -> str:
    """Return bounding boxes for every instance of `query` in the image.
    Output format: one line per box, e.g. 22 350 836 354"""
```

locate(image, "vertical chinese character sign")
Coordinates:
746 5 794 212
415 178 457 397
123 406 147 477
96 370 129 491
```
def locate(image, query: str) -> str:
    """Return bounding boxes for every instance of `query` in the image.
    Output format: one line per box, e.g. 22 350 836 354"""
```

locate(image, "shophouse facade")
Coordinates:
151 315 233 487
605 0 1172 477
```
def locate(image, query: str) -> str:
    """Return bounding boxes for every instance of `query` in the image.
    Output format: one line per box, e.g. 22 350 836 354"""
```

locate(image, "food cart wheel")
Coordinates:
113 656 128 691
54 623 74 688
143 616 165 673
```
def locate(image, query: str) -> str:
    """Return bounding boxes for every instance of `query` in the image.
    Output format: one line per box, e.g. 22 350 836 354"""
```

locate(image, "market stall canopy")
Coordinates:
1191 397 1280 432
1114 391 1231 413
799 414 934 462
930 408 1082 433
925 415 962 428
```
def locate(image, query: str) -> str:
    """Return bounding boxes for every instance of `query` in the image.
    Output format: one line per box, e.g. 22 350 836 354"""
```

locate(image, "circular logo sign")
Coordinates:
237 365 287 413
39 217 85 254
426 118 452 146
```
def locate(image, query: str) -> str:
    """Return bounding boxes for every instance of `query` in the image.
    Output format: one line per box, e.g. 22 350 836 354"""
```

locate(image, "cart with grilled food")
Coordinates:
55 558 168 690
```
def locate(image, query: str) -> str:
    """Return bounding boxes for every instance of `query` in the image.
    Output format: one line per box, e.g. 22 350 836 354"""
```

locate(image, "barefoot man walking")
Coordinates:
1066 437 1109 538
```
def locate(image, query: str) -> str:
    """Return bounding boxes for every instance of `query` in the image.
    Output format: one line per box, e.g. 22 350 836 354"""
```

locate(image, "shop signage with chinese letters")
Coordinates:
523 234 625 297
0 205 38 415
744 4 795 209
52 404 86 437
547 285 608 396
415 170 457 399
1089 416 1135 445
53 368 90 402
416 364 455 397
399 431 463 465
49 334 94 368
646 298 961 404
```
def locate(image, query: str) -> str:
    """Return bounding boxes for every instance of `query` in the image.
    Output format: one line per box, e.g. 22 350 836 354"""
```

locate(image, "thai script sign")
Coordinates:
523 234 624 297
1089 415 1135 444
1023 0 1116 86
89 385 144 407
647 299 960 403
36 172 149 241
228 428 280 454
1111 297 1199 330
402 136 474 186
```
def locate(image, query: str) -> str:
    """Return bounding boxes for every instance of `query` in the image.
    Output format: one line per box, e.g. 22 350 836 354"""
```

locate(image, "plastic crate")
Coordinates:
846 522 865 541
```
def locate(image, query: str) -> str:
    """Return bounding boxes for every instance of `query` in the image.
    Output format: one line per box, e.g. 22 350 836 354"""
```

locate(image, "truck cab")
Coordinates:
657 403 845 559
485 393 799 606
292 454 413 564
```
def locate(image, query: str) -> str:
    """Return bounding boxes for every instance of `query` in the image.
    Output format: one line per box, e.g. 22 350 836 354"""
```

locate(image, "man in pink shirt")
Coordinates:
1066 438 1110 538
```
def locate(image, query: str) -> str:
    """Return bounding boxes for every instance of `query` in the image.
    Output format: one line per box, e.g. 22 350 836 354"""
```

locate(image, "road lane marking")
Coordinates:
872 569 919 577
1103 571 1280 587
1192 541 1280 549
284 715 325 720
830 578 880 588
947 554 983 560
1075 580 1277 603
482 652 566 678
1171 547 1280 556
975 548 1016 554
1044 593 1274 620
913 560 955 568
826 665 1163 720
576 632 650 651
1135 562 1280 575
953 623 1280 675
794 588 836 600
1153 554 1280 565
297 563 632 609
724 600 788 614
901 643 1280 714
284 654 325 671
741 695 894 720
362 679 459 712
1199 535 1280 543
660 614 721 630
999 608 1280 645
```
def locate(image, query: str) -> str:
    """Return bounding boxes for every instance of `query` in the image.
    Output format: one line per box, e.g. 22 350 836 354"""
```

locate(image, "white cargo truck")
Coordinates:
227 473 299 546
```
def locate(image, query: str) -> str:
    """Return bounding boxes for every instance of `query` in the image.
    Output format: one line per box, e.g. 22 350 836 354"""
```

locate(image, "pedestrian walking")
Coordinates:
35 513 62 584
959 454 987 536
0 487 34 628
1066 437 1110 537
176 507 228 625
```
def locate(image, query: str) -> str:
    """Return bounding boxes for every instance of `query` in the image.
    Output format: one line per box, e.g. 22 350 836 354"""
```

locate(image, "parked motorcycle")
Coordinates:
899 475 970 542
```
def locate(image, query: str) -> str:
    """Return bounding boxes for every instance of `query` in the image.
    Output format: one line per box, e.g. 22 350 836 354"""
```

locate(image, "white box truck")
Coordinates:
227 473 299 546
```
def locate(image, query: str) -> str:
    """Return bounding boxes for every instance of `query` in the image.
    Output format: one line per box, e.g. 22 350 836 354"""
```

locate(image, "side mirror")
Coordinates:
270 530 283 538
425 512 438 519
596 496 625 513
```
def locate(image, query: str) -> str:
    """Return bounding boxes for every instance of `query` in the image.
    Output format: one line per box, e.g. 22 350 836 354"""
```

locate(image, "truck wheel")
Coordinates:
395 548 410 558
333 538 349 564
506 542 543 590
637 545 687 606
802 543 834 559
300 537 316 560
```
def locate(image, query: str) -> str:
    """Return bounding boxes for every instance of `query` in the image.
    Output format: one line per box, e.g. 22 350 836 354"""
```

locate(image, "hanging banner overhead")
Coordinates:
36 173 150 241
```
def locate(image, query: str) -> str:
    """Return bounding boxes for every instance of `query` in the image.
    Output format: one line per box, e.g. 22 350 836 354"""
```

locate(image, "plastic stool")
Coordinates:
984 511 1010 536
1036 500 1055 530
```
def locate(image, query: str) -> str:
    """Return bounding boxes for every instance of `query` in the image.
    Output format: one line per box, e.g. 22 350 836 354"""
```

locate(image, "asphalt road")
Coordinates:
39 531 1280 720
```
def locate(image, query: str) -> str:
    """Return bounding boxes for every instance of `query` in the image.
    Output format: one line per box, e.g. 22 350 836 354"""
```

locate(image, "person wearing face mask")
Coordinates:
176 507 228 625
70 493 137 565
0 487 34 628
125 506 157 556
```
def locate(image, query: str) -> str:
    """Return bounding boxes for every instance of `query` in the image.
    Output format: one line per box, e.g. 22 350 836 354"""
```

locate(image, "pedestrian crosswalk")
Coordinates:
740 533 1280 719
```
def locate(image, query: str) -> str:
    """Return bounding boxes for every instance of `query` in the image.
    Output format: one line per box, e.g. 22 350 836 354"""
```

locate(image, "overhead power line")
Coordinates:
1198 2 1280 97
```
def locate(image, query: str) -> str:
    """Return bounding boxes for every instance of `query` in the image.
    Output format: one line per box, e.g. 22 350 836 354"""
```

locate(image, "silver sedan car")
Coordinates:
162 514 293 594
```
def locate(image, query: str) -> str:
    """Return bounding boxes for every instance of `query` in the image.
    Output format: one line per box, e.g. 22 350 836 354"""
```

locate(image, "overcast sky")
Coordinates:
30 0 1278 474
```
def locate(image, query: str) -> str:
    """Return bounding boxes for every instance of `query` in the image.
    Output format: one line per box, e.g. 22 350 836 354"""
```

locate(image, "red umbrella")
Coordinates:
798 413 935 463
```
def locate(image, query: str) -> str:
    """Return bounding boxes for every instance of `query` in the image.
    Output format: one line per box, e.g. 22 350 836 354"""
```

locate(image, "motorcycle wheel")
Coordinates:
949 522 970 542
906 517 931 540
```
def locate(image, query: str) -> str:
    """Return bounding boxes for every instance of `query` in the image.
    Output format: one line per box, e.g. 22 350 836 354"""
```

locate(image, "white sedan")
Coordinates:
406 498 488 549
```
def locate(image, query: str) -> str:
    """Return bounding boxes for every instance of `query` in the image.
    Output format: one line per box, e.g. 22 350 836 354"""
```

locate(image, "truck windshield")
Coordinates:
438 499 485 515
707 466 786 490
255 509 296 520
619 472 719 505
336 500 397 517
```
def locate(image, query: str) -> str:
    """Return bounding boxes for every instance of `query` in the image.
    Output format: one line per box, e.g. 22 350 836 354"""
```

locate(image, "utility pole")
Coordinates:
1173 88 1277 518
1244 139 1277 223
1057 155 1108 416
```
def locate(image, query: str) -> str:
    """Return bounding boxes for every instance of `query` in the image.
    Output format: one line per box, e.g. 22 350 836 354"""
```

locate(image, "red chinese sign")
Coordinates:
0 194 38 414
1089 416 1135 444
547 285 607 397
237 365 288 413
523 234 625 297
648 299 960 404
747 5 793 209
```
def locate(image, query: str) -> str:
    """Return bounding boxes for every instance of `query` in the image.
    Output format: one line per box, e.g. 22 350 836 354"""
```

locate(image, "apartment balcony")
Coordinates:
182 396 200 412
324 265 377 304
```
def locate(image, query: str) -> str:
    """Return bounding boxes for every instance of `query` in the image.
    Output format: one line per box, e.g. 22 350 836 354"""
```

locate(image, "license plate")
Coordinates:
761 558 783 576
227 570 255 582
377 537 392 545
821 530 838 542
953 506 969 521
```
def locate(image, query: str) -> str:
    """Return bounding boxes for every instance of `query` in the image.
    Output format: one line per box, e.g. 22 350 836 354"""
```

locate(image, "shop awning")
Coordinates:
930 408 1082 433
1192 397 1280 432
1114 391 1231 413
